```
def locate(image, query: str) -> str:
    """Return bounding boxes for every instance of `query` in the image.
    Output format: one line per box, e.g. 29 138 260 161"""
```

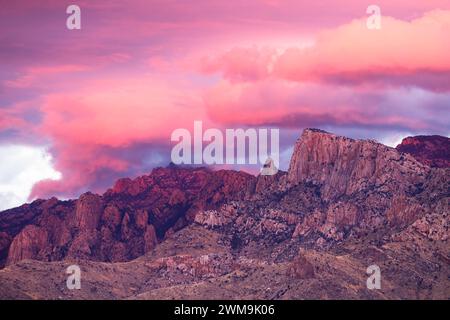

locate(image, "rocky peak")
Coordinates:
396 135 450 168
75 192 103 230
287 129 430 200
1 166 256 266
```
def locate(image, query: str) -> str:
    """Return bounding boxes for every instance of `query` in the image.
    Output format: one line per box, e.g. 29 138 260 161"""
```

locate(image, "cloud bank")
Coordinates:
0 1 449 206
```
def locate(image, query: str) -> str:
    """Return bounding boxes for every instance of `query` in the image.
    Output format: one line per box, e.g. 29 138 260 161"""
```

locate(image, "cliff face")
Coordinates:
287 129 430 200
396 135 450 168
265 129 443 243
0 129 448 300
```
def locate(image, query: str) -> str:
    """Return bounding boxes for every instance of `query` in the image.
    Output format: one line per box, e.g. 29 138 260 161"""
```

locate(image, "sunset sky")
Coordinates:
1 0 450 210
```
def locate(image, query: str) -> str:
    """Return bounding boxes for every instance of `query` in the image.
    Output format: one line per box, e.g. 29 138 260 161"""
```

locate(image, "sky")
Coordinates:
0 0 449 210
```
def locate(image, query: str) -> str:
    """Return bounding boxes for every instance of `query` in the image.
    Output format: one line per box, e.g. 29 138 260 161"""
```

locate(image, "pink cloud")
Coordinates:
0 111 26 132
40 78 199 146
4 65 90 88
29 144 130 200
197 10 450 138
276 10 450 86
203 79 444 131
29 75 206 199
201 47 277 82
200 10 450 91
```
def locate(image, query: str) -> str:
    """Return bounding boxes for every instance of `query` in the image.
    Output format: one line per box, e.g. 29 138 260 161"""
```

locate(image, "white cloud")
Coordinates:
380 133 410 148
0 145 61 211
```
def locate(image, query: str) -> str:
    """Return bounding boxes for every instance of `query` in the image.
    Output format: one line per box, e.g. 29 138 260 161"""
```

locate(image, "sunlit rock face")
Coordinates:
287 128 429 200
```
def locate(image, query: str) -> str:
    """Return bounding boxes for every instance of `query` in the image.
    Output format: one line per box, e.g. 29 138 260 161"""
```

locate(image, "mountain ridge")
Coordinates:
0 129 448 299
396 134 450 168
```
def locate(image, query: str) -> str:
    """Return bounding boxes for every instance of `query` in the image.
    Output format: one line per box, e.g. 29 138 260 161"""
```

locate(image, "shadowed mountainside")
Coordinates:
396 135 450 168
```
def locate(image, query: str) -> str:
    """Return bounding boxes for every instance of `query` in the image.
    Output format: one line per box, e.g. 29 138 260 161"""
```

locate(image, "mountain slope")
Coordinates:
0 167 255 267
0 129 448 299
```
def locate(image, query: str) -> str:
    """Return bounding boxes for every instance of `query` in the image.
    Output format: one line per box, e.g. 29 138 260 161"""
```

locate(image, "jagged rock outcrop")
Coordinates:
274 129 447 242
74 193 103 230
287 129 429 200
0 198 75 268
0 232 11 264
194 203 239 228
0 167 255 266
396 135 450 168
6 225 49 265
